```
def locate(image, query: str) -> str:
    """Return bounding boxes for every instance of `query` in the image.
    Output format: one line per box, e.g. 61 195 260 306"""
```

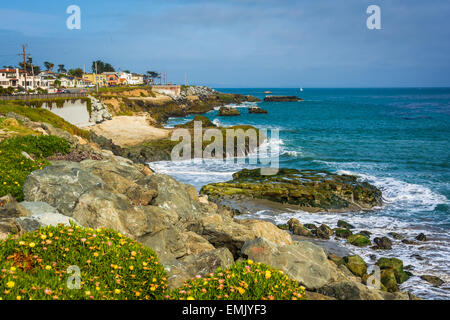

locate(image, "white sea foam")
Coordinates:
336 170 449 211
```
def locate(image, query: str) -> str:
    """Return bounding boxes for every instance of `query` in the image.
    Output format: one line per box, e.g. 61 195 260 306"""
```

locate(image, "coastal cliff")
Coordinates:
0 87 424 300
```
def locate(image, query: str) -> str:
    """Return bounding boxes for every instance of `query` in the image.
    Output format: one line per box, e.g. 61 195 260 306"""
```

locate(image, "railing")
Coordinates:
0 92 88 101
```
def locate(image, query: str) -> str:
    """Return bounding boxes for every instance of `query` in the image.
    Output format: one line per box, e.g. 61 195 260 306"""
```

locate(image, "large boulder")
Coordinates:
164 247 234 289
200 168 382 212
241 238 339 290
194 214 292 258
218 107 240 116
80 159 157 205
343 255 367 278
144 174 203 223
318 281 411 300
373 236 393 250
239 219 292 246
17 201 79 232
195 214 256 257
287 218 314 237
376 257 410 286
23 161 109 216
347 234 371 247
139 227 214 262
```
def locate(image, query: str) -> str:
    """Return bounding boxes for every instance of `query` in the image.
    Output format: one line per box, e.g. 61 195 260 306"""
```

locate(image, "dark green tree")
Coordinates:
44 61 54 72
91 60 115 73
58 64 67 74
68 68 84 78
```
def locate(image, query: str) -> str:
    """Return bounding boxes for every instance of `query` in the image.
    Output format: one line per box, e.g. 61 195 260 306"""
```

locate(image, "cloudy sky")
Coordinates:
1 0 449 87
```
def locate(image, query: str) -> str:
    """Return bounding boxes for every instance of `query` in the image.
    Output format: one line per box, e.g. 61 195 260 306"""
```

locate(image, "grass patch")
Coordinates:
0 225 168 300
0 135 70 200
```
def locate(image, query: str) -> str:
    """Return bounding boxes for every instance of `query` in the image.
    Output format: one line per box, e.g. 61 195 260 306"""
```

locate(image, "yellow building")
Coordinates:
82 73 107 87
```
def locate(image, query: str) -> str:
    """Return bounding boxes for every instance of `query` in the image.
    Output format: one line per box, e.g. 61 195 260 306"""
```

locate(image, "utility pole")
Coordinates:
18 44 30 93
185 73 187 86
95 61 99 93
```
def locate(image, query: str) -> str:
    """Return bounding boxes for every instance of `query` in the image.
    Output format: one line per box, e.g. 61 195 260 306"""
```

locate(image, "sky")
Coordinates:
1 0 450 88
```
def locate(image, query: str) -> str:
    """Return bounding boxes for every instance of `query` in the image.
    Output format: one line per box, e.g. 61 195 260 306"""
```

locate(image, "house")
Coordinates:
39 71 58 89
0 68 42 90
83 73 107 87
59 75 76 88
118 72 132 85
103 72 119 86
75 77 92 88
130 73 144 85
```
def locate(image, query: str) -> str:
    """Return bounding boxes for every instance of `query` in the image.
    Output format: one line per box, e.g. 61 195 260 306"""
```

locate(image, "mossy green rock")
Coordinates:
343 255 367 277
200 168 382 212
175 115 216 129
376 257 403 272
304 223 318 230
380 269 399 292
376 257 410 284
347 234 371 247
337 220 355 229
277 224 290 231
316 224 333 239
335 228 353 239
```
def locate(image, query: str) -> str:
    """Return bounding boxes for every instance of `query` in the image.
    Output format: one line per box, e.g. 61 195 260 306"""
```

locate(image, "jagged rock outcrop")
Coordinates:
218 107 240 116
201 168 383 213
88 95 112 124
264 96 303 102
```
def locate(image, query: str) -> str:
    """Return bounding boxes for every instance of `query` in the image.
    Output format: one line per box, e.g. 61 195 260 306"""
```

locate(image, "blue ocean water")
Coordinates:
151 88 450 299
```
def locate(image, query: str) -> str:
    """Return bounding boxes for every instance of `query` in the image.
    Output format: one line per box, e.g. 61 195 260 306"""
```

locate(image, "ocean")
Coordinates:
150 88 450 300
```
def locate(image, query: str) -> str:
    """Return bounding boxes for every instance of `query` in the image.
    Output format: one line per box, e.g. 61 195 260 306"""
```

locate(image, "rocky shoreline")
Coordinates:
0 86 436 300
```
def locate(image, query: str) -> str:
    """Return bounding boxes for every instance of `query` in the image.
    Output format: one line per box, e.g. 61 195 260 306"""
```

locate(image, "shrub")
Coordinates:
0 225 168 300
0 135 70 200
168 260 306 300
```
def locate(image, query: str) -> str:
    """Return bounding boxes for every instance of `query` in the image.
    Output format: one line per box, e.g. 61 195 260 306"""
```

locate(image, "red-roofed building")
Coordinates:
0 68 42 90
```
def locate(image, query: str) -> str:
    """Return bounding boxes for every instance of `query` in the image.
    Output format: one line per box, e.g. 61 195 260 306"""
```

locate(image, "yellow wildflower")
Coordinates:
187 296 195 300
265 271 271 279
237 287 246 295
114 289 121 294
29 242 35 248
45 265 52 270
6 281 15 288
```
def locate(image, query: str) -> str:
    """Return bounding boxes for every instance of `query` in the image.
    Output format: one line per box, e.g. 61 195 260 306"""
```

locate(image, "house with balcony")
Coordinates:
0 68 42 90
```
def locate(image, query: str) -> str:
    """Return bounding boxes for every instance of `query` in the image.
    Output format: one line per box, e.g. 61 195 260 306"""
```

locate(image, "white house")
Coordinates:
0 68 42 90
118 72 132 85
131 73 144 85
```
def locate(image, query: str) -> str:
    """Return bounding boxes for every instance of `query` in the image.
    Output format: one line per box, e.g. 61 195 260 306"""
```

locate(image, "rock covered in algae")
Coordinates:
200 168 382 212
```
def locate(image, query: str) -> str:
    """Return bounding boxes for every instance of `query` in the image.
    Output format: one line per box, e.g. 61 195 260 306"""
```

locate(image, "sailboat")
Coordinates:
300 88 303 92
